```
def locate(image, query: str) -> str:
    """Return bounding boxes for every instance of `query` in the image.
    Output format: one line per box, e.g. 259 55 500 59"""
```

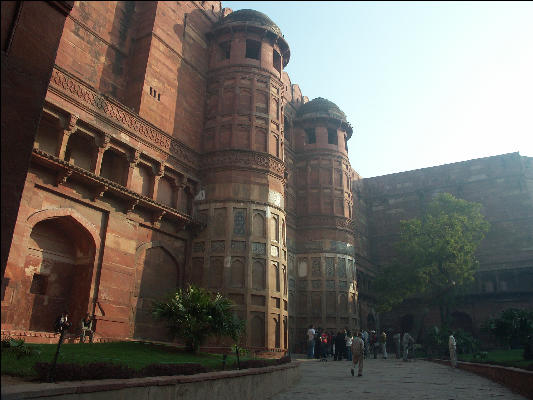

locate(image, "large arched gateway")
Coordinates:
25 214 97 334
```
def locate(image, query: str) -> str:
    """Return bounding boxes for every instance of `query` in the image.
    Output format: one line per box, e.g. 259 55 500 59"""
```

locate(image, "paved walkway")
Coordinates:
272 357 526 400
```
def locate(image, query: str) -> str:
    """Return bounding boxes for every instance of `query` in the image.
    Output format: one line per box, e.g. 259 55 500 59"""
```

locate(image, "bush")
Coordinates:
276 355 291 365
524 336 533 360
140 363 207 377
2 338 41 359
34 362 208 381
423 326 479 358
483 308 533 349
34 362 136 381
232 355 291 370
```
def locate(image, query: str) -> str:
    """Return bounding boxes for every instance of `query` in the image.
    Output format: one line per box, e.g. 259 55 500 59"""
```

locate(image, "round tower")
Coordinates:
292 97 358 340
193 10 290 352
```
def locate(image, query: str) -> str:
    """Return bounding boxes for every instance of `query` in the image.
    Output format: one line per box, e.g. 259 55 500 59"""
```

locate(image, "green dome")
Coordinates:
218 9 282 37
297 97 347 121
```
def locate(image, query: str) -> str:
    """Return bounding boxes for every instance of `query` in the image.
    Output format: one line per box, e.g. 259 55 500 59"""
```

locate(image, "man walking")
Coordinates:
307 325 315 359
449 332 457 368
402 332 414 361
351 332 365 377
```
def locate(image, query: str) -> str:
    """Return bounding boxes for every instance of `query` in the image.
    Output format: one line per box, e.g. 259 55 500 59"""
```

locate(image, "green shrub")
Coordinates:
2 338 41 359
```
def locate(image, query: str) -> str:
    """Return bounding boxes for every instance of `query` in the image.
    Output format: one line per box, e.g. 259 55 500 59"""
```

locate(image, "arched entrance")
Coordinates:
132 243 180 341
26 216 96 333
400 314 415 333
451 311 473 333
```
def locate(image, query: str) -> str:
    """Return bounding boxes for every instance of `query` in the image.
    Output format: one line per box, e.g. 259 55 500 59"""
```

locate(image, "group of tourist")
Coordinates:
307 325 457 377
54 312 95 343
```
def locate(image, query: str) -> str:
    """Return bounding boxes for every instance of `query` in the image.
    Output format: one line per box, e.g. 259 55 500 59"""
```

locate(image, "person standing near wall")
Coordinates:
449 332 457 368
380 330 388 359
350 331 365 377
402 332 414 362
307 325 316 359
345 330 353 361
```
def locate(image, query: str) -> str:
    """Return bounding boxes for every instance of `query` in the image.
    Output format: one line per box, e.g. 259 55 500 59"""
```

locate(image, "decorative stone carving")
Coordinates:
326 257 335 277
202 150 286 179
211 240 225 252
231 241 246 251
338 258 347 278
311 257 321 277
252 242 266 255
193 242 205 253
49 68 199 169
233 209 246 235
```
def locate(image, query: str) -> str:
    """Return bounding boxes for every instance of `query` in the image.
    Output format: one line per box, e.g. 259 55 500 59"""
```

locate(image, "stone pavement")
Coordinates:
272 356 526 400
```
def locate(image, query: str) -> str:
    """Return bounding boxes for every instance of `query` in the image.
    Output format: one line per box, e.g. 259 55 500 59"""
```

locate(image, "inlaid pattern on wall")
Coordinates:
326 280 335 289
231 241 246 252
193 242 205 253
233 208 246 235
312 280 321 289
211 240 225 252
326 257 335 277
311 257 321 277
252 242 266 255
338 258 346 278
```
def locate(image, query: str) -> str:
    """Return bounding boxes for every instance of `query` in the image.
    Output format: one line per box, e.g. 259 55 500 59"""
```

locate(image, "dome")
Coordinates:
219 9 282 37
211 9 290 67
296 97 353 137
297 97 347 121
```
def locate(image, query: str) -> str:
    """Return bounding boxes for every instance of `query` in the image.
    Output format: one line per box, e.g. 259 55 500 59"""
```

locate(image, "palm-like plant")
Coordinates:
152 285 245 353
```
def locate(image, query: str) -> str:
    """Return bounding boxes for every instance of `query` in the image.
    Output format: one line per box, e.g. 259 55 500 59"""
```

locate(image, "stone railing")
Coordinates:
431 359 533 399
1 362 301 400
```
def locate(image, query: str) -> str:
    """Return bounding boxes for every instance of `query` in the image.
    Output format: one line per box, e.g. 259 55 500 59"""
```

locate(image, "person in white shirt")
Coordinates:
345 331 353 361
449 333 457 368
307 325 316 359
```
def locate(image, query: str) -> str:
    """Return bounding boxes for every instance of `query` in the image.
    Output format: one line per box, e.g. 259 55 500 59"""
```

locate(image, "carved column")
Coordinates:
126 150 141 189
57 113 78 160
94 134 111 176
175 178 187 212
152 163 165 201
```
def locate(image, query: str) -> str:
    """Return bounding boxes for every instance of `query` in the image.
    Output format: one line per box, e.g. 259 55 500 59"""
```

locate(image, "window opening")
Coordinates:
328 128 338 145
273 49 281 73
30 274 48 295
345 135 348 151
305 128 316 144
219 40 231 60
245 39 261 60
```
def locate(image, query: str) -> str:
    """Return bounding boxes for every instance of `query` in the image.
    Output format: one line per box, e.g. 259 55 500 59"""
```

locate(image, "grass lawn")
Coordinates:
459 349 532 370
1 341 253 379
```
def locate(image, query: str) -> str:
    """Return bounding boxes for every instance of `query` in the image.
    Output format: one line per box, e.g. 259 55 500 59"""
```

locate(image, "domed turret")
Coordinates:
297 97 353 137
209 9 290 67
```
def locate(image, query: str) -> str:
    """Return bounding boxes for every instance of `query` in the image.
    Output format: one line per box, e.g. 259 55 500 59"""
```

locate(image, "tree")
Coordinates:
373 193 490 322
483 308 533 349
152 285 245 353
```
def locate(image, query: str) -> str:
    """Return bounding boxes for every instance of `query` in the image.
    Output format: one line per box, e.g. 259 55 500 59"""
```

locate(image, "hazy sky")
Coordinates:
223 1 533 178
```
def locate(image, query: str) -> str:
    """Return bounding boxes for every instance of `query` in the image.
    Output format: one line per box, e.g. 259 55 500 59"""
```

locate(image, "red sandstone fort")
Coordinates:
2 2 532 353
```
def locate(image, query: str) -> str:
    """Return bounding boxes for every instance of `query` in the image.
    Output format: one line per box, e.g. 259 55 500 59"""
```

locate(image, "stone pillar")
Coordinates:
57 113 78 160
126 150 141 189
93 134 110 176
152 164 165 201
